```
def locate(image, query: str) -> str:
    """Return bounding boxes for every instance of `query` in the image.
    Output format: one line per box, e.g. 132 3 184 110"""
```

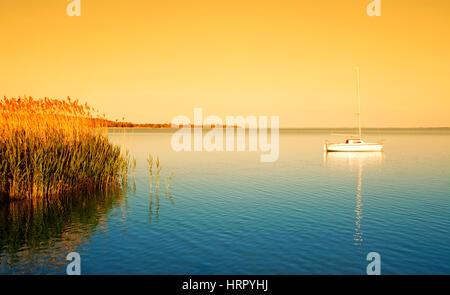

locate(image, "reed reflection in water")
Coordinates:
324 152 384 247
0 189 126 274
147 154 175 223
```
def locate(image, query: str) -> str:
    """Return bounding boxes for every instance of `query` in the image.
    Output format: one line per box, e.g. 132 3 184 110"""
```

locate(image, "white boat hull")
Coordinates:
325 143 384 152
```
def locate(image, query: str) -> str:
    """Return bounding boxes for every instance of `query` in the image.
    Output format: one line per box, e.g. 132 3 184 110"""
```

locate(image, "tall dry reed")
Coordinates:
0 96 131 201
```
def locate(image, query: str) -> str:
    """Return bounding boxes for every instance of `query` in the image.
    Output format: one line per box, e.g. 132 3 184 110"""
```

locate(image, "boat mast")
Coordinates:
356 67 362 139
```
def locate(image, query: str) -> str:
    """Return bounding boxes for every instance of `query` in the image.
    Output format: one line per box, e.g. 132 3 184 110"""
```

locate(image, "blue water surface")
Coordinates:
1 129 449 274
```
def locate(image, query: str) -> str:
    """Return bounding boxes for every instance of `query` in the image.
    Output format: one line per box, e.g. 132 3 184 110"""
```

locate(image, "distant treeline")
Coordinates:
96 119 172 128
95 118 237 129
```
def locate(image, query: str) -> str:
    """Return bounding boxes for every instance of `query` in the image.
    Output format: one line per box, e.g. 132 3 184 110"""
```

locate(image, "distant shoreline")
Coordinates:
107 126 450 130
99 118 450 130
95 119 236 129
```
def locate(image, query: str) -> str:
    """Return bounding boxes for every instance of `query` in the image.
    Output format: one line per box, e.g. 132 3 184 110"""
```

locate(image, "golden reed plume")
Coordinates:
0 96 130 201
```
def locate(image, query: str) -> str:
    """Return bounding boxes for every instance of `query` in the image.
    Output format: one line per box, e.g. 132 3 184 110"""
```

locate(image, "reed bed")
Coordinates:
0 96 131 201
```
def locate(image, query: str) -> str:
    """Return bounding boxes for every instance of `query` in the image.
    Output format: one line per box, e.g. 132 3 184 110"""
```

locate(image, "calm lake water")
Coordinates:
1 129 449 274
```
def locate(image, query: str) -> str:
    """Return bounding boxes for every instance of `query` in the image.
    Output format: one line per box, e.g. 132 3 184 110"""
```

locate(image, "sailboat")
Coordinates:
324 67 384 152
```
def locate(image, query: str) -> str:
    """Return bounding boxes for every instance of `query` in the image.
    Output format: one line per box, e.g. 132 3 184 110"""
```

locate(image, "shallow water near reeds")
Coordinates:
1 129 449 274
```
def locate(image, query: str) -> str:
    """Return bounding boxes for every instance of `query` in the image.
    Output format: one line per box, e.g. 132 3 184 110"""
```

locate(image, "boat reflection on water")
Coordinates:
324 152 384 246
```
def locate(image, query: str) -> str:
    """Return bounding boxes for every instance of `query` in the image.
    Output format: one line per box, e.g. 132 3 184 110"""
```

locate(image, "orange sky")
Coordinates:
1 0 449 127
